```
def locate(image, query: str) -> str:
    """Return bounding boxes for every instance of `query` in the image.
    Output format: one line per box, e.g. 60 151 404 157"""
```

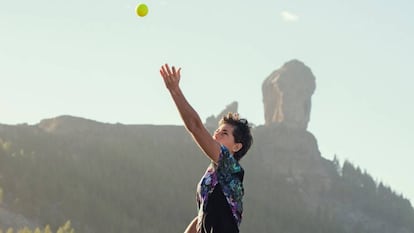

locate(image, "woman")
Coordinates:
160 64 253 233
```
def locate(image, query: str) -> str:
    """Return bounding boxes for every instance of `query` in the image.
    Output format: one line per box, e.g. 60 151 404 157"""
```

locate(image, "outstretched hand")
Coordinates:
160 64 181 91
159 63 221 163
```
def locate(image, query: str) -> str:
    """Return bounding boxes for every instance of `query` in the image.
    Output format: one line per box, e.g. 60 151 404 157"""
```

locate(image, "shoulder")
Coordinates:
217 145 243 174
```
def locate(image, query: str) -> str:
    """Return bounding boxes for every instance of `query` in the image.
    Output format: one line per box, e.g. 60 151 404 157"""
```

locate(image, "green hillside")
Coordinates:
0 116 413 233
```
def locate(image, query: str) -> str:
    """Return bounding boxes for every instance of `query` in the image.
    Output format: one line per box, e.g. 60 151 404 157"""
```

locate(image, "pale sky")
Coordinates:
1 0 413 202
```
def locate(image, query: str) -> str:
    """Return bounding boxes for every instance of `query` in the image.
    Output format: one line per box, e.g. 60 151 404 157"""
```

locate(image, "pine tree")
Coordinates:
17 227 31 233
56 221 75 233
333 154 341 175
43 225 52 233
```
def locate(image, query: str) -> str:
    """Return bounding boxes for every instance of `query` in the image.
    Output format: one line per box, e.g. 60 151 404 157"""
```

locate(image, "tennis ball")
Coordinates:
136 3 148 17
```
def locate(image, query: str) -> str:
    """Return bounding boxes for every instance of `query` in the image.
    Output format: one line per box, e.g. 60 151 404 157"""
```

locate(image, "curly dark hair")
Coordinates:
219 112 253 161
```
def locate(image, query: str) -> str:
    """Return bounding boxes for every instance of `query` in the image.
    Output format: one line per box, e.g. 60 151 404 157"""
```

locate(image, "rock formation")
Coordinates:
205 101 238 129
258 59 330 211
262 59 316 129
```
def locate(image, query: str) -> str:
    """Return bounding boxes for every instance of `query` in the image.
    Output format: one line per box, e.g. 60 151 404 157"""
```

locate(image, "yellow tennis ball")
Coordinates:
136 3 148 17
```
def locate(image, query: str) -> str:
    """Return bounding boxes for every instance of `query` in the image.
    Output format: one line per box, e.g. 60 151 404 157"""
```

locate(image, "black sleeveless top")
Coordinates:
200 184 239 233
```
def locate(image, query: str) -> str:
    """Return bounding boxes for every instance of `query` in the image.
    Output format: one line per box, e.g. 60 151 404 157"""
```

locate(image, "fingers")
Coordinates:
160 64 181 89
160 63 180 78
160 64 169 78
165 64 172 76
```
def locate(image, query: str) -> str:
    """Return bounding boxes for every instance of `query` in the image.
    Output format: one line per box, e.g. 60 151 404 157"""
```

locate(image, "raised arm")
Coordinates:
160 64 221 163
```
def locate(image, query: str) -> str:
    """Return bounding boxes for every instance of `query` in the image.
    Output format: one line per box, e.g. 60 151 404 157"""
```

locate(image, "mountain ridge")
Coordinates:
1 114 413 232
1 59 413 232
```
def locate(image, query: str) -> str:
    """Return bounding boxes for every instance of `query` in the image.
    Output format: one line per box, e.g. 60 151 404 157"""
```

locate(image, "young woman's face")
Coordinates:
213 124 241 154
